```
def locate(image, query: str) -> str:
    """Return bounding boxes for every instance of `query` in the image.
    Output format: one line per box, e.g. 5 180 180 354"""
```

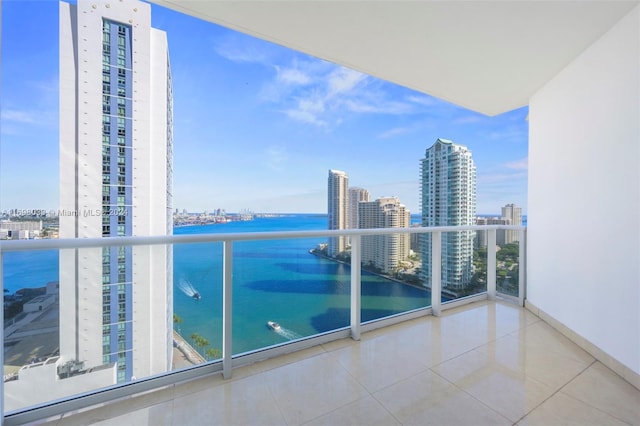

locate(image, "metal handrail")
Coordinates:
0 225 526 252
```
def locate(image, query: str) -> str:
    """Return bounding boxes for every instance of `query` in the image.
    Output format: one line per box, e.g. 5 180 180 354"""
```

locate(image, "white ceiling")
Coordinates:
148 0 638 116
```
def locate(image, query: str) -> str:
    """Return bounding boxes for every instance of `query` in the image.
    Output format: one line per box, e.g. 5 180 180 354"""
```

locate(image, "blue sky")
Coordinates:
1 0 528 215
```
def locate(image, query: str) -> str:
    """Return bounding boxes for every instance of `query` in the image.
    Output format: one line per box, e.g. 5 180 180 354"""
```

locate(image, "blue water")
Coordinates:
3 214 431 354
172 214 430 353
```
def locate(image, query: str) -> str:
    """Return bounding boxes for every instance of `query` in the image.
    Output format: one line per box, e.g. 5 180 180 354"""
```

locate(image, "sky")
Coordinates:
0 0 528 215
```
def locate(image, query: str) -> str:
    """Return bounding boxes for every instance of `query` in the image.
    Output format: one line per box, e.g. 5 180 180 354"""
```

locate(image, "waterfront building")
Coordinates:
475 216 511 248
327 170 348 257
348 187 370 230
0 220 43 240
58 0 173 385
501 203 523 244
409 223 423 254
421 138 476 290
0 220 43 232
359 197 410 274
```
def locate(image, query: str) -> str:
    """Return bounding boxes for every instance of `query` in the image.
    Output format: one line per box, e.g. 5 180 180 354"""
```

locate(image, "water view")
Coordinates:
4 214 431 356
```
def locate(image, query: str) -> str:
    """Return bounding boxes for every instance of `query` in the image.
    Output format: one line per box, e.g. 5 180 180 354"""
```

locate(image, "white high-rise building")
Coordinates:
475 216 510 248
348 187 370 230
501 203 523 244
59 0 173 384
359 197 410 274
421 138 476 290
327 170 348 257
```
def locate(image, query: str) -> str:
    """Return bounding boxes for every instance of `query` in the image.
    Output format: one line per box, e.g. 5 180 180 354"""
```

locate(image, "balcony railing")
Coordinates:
0 225 525 425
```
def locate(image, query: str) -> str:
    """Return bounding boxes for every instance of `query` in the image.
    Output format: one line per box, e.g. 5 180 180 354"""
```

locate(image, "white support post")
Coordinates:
350 235 361 341
431 231 442 316
487 229 497 300
222 241 233 379
518 229 526 306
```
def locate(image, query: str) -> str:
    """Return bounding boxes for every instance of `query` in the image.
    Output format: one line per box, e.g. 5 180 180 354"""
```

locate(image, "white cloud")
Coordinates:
405 95 437 107
276 67 312 85
1 107 57 132
214 35 273 64
283 108 327 127
504 157 528 170
265 146 289 171
259 58 427 128
327 67 367 97
215 44 263 63
488 126 526 142
1 109 39 124
297 97 325 114
260 59 329 104
343 99 412 115
2 78 59 130
279 65 416 126
453 114 483 125
377 127 411 139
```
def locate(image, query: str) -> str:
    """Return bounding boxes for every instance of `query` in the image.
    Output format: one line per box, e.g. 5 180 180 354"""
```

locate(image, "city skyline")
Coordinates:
1 1 528 215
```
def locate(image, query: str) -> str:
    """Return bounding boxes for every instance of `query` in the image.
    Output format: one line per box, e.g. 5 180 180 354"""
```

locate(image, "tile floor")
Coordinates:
38 300 640 425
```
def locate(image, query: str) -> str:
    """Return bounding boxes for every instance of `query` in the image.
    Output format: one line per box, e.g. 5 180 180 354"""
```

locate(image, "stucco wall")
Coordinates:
528 5 640 374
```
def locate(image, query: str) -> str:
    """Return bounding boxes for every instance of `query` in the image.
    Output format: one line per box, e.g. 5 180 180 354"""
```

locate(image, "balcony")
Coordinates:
2 0 639 423
2 226 639 425
20 303 640 425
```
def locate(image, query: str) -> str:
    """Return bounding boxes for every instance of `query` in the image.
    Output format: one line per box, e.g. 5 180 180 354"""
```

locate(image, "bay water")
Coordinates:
4 214 431 355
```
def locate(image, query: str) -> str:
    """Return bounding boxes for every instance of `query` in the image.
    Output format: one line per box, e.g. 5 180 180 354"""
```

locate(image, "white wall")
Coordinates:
5 360 116 413
528 5 639 375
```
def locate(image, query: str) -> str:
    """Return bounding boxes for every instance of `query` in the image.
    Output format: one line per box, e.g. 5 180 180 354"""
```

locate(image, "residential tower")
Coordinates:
59 0 173 384
420 138 476 290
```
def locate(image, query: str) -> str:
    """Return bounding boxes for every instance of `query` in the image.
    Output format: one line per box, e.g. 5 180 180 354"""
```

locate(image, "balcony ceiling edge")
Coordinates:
148 0 638 116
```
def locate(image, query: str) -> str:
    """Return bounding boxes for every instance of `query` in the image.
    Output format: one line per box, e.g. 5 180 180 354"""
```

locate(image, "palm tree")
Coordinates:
191 334 210 356
197 336 210 350
173 313 183 332
205 348 221 361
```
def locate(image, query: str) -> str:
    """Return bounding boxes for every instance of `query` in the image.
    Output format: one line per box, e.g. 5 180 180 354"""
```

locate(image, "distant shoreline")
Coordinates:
308 249 459 300
308 249 429 292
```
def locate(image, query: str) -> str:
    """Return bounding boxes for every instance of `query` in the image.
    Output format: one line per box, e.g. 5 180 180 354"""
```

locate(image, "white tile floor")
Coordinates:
39 300 640 426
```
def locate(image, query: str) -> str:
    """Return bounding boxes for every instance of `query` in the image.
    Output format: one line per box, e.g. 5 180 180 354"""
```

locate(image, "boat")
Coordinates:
267 321 281 331
192 292 201 301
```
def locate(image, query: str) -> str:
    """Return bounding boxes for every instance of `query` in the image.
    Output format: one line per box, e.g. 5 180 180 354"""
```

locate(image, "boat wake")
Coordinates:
274 327 302 340
178 279 201 300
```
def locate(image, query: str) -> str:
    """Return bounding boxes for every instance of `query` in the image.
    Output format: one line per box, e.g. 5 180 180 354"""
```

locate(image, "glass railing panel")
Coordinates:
4 243 184 413
359 231 431 323
3 240 223 414
234 235 348 354
441 230 486 301
1 226 526 419
496 239 520 298
172 238 223 366
3 248 60 413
